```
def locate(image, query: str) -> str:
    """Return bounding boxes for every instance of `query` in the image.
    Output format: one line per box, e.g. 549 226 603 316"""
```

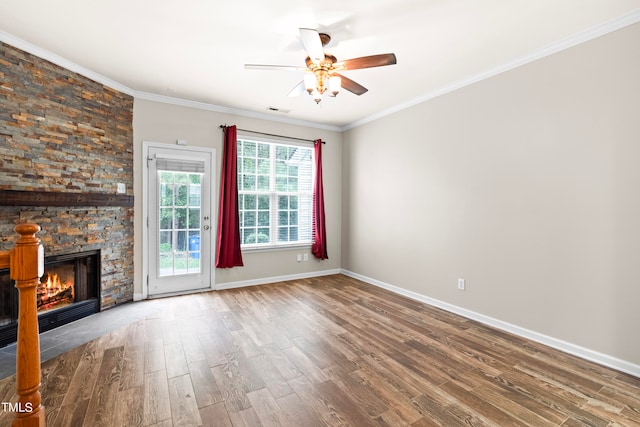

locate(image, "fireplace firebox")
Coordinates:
0 250 100 347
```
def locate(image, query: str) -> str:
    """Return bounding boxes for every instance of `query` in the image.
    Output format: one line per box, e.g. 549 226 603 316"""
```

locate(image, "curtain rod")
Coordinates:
219 125 325 144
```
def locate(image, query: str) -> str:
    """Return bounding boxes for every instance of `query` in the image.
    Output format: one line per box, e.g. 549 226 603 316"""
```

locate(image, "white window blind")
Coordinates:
155 157 205 173
237 137 313 249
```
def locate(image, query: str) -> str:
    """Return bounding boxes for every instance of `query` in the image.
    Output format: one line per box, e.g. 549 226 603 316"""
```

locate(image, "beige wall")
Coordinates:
133 100 342 294
342 23 640 364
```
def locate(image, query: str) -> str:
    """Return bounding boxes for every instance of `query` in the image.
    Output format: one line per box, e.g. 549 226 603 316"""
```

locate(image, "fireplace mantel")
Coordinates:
0 189 134 207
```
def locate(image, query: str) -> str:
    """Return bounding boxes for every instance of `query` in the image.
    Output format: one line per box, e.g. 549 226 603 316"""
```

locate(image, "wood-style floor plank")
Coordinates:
275 391 325 427
61 356 102 405
246 388 287 427
119 344 144 391
82 345 125 427
188 359 222 409
0 274 638 426
199 402 233 427
113 386 144 427
165 341 189 379
168 373 202 426
143 370 172 425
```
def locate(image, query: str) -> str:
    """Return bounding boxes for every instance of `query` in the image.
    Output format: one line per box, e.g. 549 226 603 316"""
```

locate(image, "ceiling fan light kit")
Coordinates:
245 28 397 104
304 54 343 103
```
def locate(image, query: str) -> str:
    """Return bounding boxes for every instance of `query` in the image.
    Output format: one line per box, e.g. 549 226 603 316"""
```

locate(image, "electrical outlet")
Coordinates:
303 254 309 262
116 183 126 194
458 278 465 290
296 254 302 262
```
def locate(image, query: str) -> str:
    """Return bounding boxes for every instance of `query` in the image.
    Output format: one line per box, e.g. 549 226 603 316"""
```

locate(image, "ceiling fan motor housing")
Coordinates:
305 54 338 70
319 33 331 46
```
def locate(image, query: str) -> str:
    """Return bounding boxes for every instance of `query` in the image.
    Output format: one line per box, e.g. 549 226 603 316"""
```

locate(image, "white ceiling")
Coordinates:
1 1 639 130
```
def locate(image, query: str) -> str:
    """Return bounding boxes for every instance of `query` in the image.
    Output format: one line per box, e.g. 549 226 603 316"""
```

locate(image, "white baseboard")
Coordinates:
341 269 640 379
216 269 342 291
133 269 340 300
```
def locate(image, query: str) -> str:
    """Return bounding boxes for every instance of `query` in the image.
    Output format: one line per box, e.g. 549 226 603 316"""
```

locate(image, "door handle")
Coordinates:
203 225 210 230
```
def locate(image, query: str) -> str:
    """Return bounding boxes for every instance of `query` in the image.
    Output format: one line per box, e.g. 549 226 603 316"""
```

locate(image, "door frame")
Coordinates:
141 141 216 299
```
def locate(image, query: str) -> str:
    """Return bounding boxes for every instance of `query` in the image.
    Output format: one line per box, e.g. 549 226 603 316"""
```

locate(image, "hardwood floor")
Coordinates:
0 274 638 426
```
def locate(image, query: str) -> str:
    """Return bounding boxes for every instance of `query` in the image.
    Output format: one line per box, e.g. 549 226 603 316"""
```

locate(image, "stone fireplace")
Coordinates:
0 40 135 333
0 250 101 347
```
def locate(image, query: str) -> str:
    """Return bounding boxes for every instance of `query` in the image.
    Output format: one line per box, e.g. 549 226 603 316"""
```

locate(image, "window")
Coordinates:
158 170 203 275
237 137 313 249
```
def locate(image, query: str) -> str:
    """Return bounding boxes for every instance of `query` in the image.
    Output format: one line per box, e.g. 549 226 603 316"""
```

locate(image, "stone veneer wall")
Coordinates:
0 42 134 309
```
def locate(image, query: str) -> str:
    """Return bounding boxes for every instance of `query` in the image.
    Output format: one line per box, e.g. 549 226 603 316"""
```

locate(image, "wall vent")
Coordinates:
267 106 291 113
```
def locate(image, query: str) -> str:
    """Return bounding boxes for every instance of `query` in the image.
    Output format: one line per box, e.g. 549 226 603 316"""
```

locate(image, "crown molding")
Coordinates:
342 8 640 131
135 91 342 132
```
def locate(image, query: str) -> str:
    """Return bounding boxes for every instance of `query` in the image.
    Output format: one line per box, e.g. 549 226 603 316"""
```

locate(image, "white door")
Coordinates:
146 144 214 296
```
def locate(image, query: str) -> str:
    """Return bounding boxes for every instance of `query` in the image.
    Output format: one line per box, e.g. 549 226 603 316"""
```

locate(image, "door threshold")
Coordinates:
147 286 213 299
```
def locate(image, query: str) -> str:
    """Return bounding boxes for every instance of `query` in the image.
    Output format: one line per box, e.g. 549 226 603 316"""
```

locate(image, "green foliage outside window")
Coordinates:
158 171 203 273
237 139 312 247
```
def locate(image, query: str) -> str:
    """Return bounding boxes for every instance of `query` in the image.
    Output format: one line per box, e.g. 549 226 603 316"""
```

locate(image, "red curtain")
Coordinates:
216 125 244 268
311 139 328 260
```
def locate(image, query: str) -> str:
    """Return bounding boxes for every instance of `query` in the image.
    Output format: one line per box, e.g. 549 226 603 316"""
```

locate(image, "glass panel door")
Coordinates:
158 171 202 276
147 145 213 296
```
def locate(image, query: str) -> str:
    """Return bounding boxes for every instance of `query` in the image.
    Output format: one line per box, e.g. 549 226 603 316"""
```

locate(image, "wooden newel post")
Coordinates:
10 224 45 427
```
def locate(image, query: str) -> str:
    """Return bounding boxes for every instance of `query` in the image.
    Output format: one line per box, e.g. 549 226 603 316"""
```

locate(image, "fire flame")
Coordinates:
44 273 64 291
38 272 75 311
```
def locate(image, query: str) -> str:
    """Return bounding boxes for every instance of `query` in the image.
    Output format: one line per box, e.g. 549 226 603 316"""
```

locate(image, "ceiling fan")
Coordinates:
245 28 397 104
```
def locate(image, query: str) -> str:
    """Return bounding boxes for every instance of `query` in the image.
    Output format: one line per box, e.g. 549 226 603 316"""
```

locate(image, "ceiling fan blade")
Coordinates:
334 73 368 95
245 64 307 71
338 53 397 70
288 81 305 97
299 28 325 65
